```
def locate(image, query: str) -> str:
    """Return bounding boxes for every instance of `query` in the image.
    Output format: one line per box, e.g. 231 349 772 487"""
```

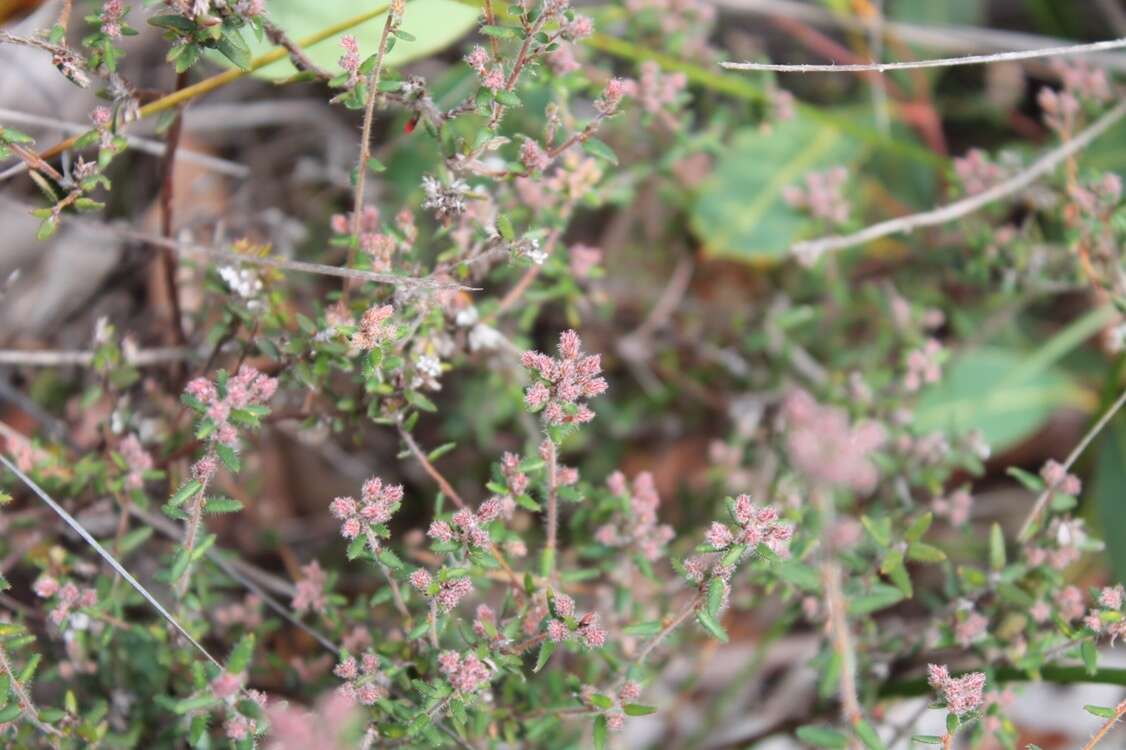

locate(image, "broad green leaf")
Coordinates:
1094 412 1126 585
795 725 849 749
914 347 1084 451
854 720 887 750
533 640 555 673
209 0 478 80
848 583 904 615
697 610 729 642
691 115 863 262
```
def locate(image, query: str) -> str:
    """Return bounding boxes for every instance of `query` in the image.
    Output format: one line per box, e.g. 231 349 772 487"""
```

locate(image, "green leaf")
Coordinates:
346 535 368 560
0 704 20 723
854 720 886 750
496 214 515 241
795 725 850 749
861 515 892 547
904 512 933 544
1094 411 1126 585
216 443 241 473
691 115 863 262
174 693 219 714
479 24 518 38
533 640 556 673
622 621 663 637
1084 704 1117 719
705 576 725 618
1082 639 1098 675
209 0 478 80
593 714 608 750
910 737 944 746
366 156 386 173
915 347 1084 452
204 497 244 514
623 704 658 716
696 610 728 642
215 28 252 69
1006 466 1045 492
775 561 821 592
588 693 613 710
581 138 618 166
989 523 1006 571
228 634 255 673
906 542 946 564
848 584 904 615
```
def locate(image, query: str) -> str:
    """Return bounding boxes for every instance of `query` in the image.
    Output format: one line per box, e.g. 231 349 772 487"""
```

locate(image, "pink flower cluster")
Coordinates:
954 610 989 648
927 664 986 716
635 60 687 128
339 35 361 87
119 434 153 491
1040 459 1081 496
472 603 502 642
545 593 607 649
292 560 327 615
100 0 125 39
349 304 395 353
465 45 505 92
782 389 886 494
594 78 632 116
595 471 675 561
185 365 278 447
409 569 474 613
521 329 608 425
33 576 97 626
428 501 504 550
334 652 387 705
903 339 945 392
1083 585 1126 642
932 488 974 526
686 495 793 583
783 167 850 225
953 149 1008 195
329 476 403 552
211 670 244 700
437 650 491 694
581 681 642 732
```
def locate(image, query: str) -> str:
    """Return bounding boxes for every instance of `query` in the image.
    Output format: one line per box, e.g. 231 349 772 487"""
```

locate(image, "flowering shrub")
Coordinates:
2 1 1126 750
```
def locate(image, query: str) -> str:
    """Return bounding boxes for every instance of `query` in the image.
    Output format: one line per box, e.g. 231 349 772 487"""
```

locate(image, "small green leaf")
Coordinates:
0 704 20 723
497 214 515 241
174 693 219 714
706 577 725 618
904 512 933 543
697 610 728 642
854 720 886 750
216 443 241 473
906 542 946 564
989 523 1006 571
910 737 944 746
593 714 608 750
533 639 556 673
228 634 255 673
582 138 618 165
623 704 657 717
204 497 244 514
795 725 849 749
366 156 386 173
588 693 613 710
622 621 663 637
862 515 892 547
1085 704 1117 719
480 24 518 38
1082 640 1098 675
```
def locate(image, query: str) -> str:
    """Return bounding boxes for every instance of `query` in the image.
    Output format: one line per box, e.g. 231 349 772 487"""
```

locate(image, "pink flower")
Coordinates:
340 35 360 86
350 305 395 352
465 45 489 73
547 619 569 642
619 681 641 703
521 330 607 425
521 139 553 172
705 522 734 549
782 389 886 494
334 656 358 680
211 671 243 700
606 712 625 731
292 561 327 615
409 569 432 591
783 167 850 225
1099 585 1124 610
33 575 59 598
1040 459 1081 496
436 577 473 613
954 611 988 648
927 664 986 716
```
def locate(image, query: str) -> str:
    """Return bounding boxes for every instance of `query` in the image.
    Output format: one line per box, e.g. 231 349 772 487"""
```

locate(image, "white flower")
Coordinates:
469 324 503 352
456 306 480 327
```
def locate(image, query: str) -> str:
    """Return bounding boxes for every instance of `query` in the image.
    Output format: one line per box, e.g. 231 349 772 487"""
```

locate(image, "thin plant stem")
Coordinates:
1018 385 1126 541
722 36 1126 72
